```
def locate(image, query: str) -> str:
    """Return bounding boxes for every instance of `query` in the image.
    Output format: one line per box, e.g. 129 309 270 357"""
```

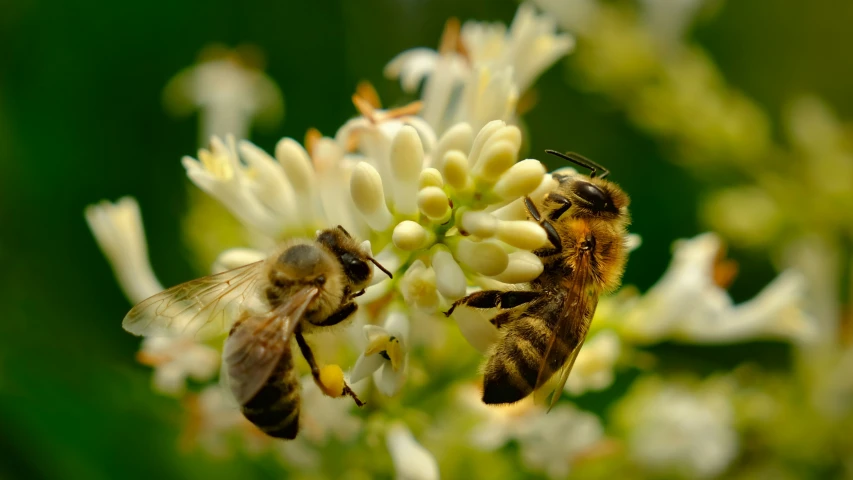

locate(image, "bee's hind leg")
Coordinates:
444 290 540 317
295 329 365 407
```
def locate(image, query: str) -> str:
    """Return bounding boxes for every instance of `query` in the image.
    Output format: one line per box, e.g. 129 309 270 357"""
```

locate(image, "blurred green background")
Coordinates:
1 0 852 478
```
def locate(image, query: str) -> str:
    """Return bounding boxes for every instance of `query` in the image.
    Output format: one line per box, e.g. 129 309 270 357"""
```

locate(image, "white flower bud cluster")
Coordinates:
345 118 550 319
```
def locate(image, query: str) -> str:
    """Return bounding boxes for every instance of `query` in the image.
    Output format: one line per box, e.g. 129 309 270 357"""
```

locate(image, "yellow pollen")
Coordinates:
318 364 346 398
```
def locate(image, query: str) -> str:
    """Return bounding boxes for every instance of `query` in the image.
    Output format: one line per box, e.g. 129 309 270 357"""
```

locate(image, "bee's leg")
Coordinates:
489 311 515 329
545 193 571 221
524 196 563 254
444 290 540 316
314 302 358 327
295 329 365 407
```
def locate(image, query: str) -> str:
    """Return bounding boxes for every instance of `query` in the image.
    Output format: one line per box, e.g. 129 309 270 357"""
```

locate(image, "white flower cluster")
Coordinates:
615 376 739 479
612 233 816 345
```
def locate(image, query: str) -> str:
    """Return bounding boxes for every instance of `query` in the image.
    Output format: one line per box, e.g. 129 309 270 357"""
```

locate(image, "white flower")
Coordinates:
136 337 220 395
386 422 440 480
385 3 573 133
349 310 410 396
399 260 441 312
163 45 283 142
182 133 367 241
617 377 738 479
618 233 816 344
515 404 604 479
84 197 163 304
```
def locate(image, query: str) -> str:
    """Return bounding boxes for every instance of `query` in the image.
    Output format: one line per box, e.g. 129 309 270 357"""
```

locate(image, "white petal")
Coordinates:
386 423 440 480
375 360 407 396
211 247 267 274
84 197 163 304
450 306 500 354
431 248 467 300
349 353 385 384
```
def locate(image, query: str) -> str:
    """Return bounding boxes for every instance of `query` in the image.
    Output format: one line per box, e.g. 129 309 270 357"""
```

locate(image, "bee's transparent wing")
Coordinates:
223 287 318 405
533 275 599 412
122 261 264 340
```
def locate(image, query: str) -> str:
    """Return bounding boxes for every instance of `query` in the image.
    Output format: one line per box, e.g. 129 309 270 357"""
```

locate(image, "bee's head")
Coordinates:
569 179 624 217
317 226 392 290
545 150 628 219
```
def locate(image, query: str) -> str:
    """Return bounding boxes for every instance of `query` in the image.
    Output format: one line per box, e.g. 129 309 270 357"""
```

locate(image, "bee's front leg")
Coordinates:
524 196 563 255
314 302 358 327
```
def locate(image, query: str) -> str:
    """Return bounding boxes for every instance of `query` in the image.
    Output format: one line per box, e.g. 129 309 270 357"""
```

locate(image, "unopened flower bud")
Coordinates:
351 162 394 231
460 210 498 238
418 186 451 220
393 221 431 251
454 238 509 276
390 126 424 216
493 159 546 198
496 220 548 250
489 251 544 283
418 168 444 189
442 150 470 190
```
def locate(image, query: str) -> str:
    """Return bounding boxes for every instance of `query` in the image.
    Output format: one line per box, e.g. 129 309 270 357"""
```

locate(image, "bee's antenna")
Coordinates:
545 150 610 179
369 257 393 279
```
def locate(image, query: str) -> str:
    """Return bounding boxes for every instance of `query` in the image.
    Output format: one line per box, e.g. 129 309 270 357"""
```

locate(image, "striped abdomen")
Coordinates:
240 348 301 439
482 312 574 405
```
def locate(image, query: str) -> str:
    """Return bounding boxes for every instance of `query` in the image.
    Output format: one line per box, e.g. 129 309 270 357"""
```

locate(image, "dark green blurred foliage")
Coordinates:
1 0 852 478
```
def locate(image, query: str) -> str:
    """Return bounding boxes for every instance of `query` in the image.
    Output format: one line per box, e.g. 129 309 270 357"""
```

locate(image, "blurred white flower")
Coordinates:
618 233 815 344
163 45 283 142
515 404 605 479
85 197 163 304
184 385 270 457
638 0 708 48
386 422 440 480
349 310 410 396
563 329 621 395
295 375 363 444
136 337 219 395
385 3 573 133
617 377 738 479
459 385 604 479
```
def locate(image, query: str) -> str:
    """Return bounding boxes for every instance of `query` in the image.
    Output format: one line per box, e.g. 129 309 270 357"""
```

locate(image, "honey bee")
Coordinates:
123 226 392 439
446 150 630 409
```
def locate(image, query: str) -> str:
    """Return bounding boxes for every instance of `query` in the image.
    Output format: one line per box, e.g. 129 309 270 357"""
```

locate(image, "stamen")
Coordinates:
356 80 382 109
304 127 322 157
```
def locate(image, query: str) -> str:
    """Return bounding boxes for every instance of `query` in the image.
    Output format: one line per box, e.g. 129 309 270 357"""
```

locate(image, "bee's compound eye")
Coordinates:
340 252 371 284
572 181 613 213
